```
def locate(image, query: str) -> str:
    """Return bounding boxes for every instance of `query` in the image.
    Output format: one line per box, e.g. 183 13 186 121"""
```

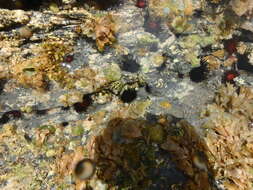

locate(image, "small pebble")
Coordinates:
18 27 33 39
74 159 96 180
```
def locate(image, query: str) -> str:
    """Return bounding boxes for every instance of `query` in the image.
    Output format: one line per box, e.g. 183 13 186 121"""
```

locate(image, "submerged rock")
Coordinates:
0 0 253 190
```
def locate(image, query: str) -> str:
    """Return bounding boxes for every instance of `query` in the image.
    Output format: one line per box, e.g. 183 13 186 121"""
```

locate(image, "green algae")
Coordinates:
180 34 216 66
72 125 84 136
103 63 122 82
137 34 159 48
182 34 216 48
128 100 151 118
38 125 56 134
171 16 192 34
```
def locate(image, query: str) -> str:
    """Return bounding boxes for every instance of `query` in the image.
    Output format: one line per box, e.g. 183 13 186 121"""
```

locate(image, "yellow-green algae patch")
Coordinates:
127 100 152 118
72 125 85 136
103 63 122 82
137 34 159 48
180 34 216 66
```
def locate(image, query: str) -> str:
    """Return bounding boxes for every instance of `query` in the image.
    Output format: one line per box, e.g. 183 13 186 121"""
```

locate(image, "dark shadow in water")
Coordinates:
238 29 253 43
0 110 22 125
0 79 7 94
76 0 122 10
237 53 253 73
0 0 45 10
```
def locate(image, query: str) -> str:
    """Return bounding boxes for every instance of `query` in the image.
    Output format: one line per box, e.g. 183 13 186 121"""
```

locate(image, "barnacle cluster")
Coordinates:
95 74 146 99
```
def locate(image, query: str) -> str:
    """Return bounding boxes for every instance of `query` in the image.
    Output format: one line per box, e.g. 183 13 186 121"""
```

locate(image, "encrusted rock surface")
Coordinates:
0 0 253 190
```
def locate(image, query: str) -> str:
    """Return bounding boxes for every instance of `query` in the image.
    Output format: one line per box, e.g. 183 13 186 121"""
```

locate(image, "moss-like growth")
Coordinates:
137 34 159 48
171 16 192 34
12 40 75 90
180 34 216 66
12 59 48 91
103 63 121 82
72 125 84 136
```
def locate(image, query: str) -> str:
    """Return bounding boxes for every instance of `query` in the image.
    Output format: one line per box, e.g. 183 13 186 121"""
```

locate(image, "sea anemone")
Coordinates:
136 0 147 8
223 70 239 83
224 39 238 55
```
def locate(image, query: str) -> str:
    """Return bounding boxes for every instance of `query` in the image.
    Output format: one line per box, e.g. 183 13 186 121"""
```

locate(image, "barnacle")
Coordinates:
36 124 56 145
96 74 146 99
223 70 239 83
17 26 33 39
55 146 92 187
